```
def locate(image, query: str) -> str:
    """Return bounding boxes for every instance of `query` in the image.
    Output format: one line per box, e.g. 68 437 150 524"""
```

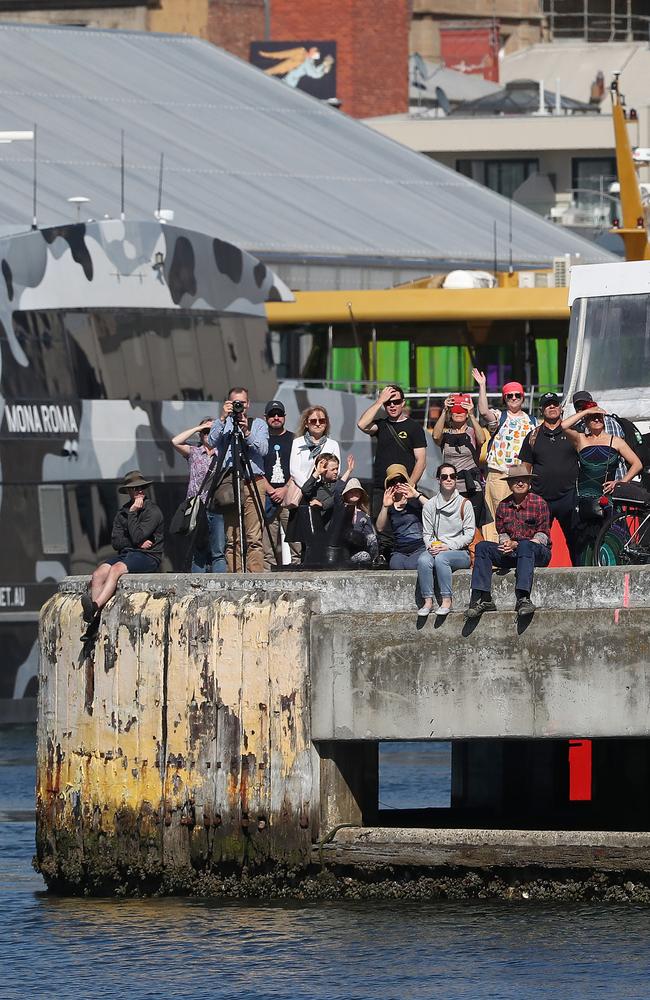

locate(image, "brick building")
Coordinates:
209 0 409 118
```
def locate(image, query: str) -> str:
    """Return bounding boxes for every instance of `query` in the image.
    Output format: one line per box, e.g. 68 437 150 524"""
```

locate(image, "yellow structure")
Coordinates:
610 76 650 261
266 285 569 326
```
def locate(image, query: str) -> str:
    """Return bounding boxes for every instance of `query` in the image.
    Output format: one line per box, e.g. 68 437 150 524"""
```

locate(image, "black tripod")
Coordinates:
198 418 280 571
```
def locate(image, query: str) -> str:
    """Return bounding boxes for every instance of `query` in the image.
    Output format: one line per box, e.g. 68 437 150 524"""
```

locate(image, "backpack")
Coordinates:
611 414 650 485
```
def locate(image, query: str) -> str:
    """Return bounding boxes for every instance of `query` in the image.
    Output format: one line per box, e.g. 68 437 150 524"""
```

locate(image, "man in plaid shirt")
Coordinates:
465 466 551 620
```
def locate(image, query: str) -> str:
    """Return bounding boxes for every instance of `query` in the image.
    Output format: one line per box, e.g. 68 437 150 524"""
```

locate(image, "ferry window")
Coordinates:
9 309 272 403
582 294 650 391
273 327 328 381
170 317 203 399
38 485 69 555
10 312 76 400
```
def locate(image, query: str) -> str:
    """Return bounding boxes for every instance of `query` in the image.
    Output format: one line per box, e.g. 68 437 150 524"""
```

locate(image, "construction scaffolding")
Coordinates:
543 0 650 42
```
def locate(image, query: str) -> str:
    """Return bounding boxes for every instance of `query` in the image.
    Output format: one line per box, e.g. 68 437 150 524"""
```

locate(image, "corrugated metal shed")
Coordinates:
0 22 617 289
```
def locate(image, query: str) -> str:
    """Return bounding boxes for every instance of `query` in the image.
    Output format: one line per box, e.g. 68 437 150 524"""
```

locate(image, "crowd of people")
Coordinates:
80 378 646 629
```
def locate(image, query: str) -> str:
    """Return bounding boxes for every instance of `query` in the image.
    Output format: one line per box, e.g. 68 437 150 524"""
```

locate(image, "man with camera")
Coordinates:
207 387 269 572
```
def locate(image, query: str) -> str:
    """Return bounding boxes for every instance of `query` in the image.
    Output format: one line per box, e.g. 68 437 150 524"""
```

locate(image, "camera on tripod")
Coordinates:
232 399 246 416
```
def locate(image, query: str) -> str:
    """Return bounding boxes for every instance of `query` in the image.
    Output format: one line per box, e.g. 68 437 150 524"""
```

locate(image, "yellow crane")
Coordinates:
610 74 650 261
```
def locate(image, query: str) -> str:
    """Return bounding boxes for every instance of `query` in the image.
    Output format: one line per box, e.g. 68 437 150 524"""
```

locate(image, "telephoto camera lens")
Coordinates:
232 399 245 414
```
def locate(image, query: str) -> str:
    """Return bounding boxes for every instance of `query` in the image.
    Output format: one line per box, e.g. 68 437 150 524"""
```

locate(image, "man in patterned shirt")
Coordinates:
465 466 551 620
472 369 537 542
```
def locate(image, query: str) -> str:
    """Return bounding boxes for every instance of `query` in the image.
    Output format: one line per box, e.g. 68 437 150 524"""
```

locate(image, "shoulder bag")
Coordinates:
283 477 303 510
170 454 216 536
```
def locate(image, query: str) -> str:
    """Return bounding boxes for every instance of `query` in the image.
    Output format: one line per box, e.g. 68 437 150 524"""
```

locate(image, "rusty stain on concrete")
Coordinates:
36 588 314 892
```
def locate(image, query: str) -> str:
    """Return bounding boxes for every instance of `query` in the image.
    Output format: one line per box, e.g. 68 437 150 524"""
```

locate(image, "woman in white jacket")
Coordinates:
417 463 475 617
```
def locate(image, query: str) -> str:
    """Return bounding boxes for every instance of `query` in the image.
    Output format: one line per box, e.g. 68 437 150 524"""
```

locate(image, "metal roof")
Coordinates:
449 79 598 116
0 22 618 289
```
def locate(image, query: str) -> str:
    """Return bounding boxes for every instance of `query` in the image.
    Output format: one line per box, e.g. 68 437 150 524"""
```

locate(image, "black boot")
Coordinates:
515 592 536 616
81 592 99 624
465 590 497 620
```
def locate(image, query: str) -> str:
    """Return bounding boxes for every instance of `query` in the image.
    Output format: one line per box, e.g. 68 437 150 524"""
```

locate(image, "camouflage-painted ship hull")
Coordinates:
0 218 295 720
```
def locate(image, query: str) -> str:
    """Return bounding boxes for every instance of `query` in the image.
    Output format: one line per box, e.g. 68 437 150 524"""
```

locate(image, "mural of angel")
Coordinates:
258 46 335 88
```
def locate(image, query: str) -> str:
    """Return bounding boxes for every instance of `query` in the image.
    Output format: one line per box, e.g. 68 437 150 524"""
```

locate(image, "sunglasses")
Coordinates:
439 473 457 480
505 393 523 400
268 412 284 418
386 398 404 406
308 417 326 425
389 478 407 486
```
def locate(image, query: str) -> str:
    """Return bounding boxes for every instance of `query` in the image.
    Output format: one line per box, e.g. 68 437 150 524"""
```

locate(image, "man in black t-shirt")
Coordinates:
261 399 299 568
358 384 428 517
519 391 578 564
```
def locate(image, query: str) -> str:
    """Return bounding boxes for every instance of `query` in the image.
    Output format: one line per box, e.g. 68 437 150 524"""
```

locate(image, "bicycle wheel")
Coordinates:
594 511 650 566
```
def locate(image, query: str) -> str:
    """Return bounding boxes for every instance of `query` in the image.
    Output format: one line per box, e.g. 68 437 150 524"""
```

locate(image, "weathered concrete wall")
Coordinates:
60 564 650 613
37 589 314 891
311 607 650 740
38 566 650 894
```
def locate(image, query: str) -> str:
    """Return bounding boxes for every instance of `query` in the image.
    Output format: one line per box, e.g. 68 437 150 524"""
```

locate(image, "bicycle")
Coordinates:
593 487 650 566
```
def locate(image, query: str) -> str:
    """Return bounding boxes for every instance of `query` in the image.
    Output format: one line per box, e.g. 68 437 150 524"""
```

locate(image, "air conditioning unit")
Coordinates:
553 254 571 288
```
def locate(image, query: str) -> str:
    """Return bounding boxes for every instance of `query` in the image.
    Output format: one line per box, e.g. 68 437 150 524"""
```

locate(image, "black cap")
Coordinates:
265 399 286 416
572 390 593 408
539 391 561 410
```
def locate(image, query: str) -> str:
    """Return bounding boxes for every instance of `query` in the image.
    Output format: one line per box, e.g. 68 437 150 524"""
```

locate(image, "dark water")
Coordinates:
3 727 650 1000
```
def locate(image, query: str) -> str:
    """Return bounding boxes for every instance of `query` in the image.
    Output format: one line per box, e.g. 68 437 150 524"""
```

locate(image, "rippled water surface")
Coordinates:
3 726 650 999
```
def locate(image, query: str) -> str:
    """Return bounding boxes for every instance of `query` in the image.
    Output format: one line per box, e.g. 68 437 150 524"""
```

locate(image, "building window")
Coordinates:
571 156 617 207
456 158 540 200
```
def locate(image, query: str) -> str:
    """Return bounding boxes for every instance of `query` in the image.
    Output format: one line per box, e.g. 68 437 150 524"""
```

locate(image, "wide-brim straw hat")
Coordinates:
501 465 535 483
118 469 153 493
384 463 409 489
342 477 370 505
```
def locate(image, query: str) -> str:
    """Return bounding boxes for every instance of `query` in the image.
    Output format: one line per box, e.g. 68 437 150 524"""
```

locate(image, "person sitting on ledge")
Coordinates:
376 463 427 569
81 470 164 625
329 478 379 567
465 465 550 621
417 463 475 618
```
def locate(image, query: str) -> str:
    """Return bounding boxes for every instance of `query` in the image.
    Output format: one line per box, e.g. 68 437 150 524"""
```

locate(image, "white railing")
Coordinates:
288 380 563 425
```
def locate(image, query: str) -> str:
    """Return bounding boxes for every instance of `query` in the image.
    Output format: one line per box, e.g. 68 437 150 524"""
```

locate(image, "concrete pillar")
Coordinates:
36 589 316 890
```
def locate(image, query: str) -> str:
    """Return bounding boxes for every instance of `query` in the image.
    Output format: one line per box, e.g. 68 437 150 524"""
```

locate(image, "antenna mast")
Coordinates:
157 152 164 216
31 122 37 230
120 129 125 221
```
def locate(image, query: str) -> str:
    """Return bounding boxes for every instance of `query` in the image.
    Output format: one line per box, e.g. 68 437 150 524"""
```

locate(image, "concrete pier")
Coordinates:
35 567 650 896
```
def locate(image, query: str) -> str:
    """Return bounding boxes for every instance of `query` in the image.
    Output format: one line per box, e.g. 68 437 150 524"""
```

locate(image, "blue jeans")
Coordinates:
390 546 425 570
192 510 227 573
417 548 471 598
471 539 551 595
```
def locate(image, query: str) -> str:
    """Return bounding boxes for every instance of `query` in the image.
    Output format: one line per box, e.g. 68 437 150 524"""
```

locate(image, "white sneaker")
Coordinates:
436 605 452 616
417 605 433 617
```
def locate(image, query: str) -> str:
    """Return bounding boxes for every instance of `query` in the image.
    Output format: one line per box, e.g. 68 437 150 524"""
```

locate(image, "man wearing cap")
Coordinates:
81 470 164 625
573 391 626 480
519 392 579 564
472 368 536 542
261 399 300 568
357 384 428 518
465 466 551 620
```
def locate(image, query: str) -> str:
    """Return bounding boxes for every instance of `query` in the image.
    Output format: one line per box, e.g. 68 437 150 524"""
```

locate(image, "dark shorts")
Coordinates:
102 551 160 573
